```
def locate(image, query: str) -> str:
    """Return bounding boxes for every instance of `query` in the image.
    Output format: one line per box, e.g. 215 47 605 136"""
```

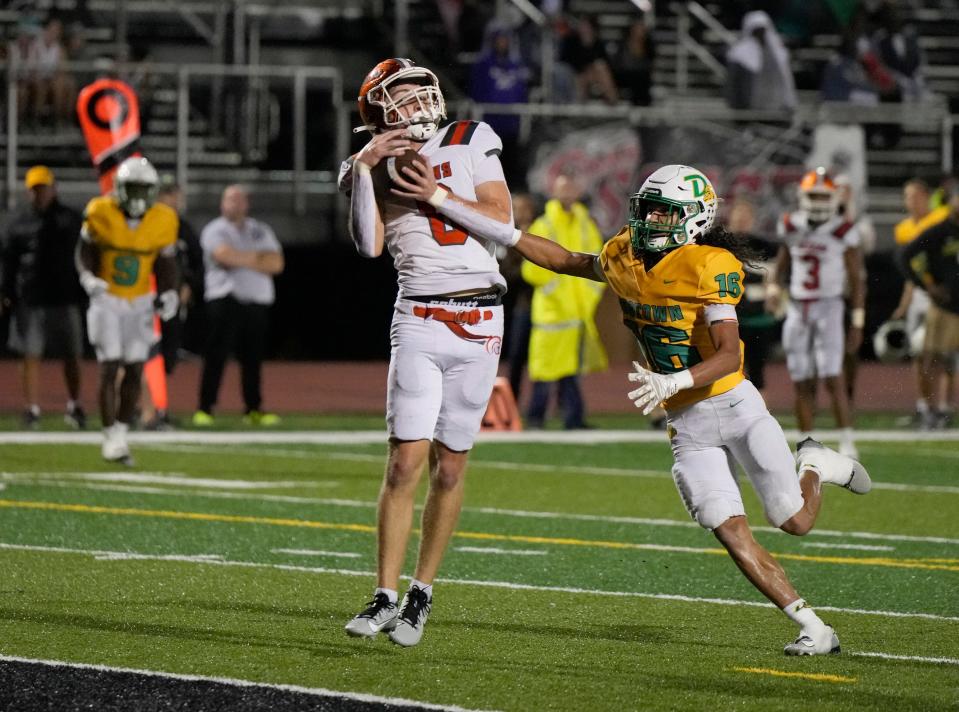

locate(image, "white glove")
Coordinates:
155 289 179 321
79 270 108 298
627 361 695 415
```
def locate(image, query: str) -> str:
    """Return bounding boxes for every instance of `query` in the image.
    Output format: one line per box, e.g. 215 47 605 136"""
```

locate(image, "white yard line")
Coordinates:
0 655 498 712
94 553 227 563
800 542 895 552
2 429 959 445
1 541 957 624
7 479 959 547
271 548 361 558
142 443 959 494
0 471 334 490
849 651 959 666
454 546 548 556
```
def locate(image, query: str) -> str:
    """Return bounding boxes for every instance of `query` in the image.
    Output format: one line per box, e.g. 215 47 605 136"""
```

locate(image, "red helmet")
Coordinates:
356 58 446 140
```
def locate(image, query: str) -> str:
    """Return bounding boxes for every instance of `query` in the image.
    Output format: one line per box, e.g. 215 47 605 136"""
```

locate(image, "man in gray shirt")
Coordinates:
193 184 284 426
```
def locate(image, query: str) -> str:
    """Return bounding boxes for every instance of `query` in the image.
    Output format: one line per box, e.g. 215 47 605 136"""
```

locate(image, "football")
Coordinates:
387 148 427 184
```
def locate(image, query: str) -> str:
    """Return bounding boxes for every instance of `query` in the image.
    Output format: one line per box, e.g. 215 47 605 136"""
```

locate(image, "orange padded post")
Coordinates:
481 377 523 432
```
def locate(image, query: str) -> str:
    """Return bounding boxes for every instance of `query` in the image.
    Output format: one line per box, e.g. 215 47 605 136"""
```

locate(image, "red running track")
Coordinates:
0 359 914 416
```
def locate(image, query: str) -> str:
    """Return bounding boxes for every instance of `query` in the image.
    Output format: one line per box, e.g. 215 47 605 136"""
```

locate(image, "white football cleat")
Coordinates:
796 438 871 494
345 593 398 638
388 585 432 647
101 425 133 466
784 624 841 656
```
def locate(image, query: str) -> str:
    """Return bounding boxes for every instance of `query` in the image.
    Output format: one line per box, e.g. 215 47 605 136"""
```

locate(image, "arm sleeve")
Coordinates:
200 221 226 255
704 303 739 323
842 222 861 249
349 162 380 258
260 222 282 253
468 122 506 186
337 157 355 195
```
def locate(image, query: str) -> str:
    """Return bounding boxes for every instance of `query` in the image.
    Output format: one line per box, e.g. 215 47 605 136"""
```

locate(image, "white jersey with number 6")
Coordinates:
343 120 508 298
778 211 859 301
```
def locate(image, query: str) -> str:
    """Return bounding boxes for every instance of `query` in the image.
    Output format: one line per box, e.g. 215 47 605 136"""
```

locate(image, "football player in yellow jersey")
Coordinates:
76 156 179 464
468 164 875 655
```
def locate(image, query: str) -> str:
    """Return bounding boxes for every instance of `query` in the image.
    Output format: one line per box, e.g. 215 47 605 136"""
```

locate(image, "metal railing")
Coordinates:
2 59 347 215
674 1 735 93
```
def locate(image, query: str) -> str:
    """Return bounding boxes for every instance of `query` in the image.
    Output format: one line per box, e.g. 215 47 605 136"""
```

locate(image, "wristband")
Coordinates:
850 307 865 329
353 160 371 175
427 187 448 208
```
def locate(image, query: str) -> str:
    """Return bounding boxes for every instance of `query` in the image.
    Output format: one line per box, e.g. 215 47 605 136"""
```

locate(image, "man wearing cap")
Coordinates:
1 166 86 428
899 184 959 428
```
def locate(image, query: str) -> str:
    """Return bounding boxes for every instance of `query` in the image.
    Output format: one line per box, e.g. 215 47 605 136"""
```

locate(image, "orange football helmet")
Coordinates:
356 58 446 141
798 167 839 223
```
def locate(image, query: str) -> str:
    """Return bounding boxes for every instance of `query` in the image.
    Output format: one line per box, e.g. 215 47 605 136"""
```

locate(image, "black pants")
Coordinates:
198 296 270 414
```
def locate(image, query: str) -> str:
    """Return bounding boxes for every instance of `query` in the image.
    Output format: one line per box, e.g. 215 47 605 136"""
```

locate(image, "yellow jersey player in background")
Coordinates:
448 163 874 656
76 156 178 464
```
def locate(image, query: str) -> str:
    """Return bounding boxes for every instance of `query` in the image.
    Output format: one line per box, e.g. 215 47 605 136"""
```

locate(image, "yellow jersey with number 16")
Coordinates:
82 196 178 300
599 227 745 411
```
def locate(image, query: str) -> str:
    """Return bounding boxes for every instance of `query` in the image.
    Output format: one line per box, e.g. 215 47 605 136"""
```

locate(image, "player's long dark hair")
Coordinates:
696 225 762 269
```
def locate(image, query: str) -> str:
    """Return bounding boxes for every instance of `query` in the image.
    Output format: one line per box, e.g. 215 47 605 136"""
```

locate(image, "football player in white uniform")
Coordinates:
338 58 520 647
768 168 864 457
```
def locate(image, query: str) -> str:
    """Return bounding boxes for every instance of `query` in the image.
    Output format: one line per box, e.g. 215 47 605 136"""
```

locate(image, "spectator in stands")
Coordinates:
725 11 797 111
193 185 284 427
31 17 74 129
820 35 881 104
871 2 925 101
560 15 619 104
523 174 607 429
891 178 952 428
899 185 959 429
614 17 656 106
726 198 778 396
0 166 86 429
9 20 42 128
500 192 537 404
469 22 529 188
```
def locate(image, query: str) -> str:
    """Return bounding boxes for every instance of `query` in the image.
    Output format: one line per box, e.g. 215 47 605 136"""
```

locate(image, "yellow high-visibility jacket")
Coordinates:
522 199 607 381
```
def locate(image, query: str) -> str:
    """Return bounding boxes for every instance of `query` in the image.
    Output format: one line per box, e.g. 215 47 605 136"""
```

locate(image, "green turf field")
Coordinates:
0 434 957 710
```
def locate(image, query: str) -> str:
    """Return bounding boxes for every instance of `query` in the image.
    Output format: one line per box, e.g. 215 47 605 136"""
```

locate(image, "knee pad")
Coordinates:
696 497 741 531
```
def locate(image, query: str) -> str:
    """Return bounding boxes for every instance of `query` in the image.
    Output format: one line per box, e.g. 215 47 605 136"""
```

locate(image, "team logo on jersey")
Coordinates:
485 335 502 355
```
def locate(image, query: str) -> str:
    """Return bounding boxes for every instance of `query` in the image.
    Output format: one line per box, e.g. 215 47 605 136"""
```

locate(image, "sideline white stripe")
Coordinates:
94 553 226 563
143 443 959 495
9 479 959 547
271 548 361 559
2 429 959 445
454 546 548 556
0 471 335 491
1 542 956 623
801 542 895 552
849 651 959 666
0 655 497 712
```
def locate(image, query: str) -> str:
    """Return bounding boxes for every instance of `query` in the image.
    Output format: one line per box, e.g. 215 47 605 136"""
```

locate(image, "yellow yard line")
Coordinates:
1 498 957 573
732 667 857 684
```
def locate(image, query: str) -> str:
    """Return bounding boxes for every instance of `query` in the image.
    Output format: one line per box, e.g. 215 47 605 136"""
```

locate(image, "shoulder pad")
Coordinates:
439 120 502 157
832 220 854 238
